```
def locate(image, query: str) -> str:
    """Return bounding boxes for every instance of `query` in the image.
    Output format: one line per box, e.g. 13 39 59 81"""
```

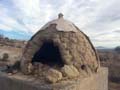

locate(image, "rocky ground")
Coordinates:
0 36 26 70
98 49 120 90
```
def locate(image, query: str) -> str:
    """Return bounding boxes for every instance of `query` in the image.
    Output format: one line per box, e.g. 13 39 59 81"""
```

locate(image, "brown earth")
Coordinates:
98 49 120 90
0 36 26 65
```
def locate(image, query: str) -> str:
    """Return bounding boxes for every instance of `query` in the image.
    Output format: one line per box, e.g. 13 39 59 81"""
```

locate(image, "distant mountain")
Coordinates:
0 29 32 40
96 46 107 49
0 35 27 48
96 46 115 52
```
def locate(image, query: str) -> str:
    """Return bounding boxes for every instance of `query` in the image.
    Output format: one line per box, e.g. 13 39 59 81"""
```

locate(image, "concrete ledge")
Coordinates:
0 67 108 90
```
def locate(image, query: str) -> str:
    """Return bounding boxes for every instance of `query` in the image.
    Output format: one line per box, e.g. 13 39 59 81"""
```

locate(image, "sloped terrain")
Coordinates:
98 48 120 90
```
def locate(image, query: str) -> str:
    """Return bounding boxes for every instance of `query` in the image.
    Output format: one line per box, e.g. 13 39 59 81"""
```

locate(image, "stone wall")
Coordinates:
21 26 99 75
0 67 108 90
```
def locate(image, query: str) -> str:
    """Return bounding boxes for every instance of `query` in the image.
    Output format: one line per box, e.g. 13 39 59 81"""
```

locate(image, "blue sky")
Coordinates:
0 0 120 48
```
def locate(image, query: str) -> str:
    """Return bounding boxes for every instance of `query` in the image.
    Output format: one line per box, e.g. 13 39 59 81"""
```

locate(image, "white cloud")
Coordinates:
0 24 12 31
0 0 120 47
12 0 41 17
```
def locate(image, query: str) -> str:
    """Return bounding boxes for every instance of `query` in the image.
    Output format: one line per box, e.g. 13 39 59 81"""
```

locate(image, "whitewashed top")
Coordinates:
41 14 78 32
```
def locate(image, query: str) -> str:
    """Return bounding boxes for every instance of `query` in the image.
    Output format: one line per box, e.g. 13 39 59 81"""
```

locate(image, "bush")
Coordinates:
12 60 20 70
2 53 9 61
115 46 120 53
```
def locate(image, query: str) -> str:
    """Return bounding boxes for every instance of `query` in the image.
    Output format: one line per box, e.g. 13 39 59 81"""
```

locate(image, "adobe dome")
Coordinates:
41 13 78 32
21 13 100 78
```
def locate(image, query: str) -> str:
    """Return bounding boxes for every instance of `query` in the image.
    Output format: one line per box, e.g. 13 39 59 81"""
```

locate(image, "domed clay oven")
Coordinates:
21 13 100 83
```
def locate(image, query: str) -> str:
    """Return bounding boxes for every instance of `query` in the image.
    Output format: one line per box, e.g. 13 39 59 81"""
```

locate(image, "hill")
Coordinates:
98 49 120 90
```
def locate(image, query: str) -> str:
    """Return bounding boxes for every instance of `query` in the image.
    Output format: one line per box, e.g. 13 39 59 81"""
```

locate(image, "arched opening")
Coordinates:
32 40 64 67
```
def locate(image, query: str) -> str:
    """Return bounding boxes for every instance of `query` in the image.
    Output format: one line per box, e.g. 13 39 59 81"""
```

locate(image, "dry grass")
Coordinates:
98 49 120 90
0 45 23 65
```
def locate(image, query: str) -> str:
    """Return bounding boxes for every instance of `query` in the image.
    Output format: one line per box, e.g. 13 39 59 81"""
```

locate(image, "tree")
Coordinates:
115 46 120 53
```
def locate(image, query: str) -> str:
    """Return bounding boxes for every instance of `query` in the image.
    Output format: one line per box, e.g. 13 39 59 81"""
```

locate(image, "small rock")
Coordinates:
45 68 62 83
33 62 43 69
8 73 12 76
61 65 79 78
27 63 33 74
12 70 18 74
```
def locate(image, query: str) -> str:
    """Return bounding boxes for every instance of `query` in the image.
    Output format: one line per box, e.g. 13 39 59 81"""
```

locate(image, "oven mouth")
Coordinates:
32 40 64 68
